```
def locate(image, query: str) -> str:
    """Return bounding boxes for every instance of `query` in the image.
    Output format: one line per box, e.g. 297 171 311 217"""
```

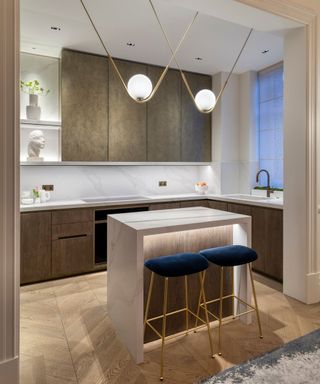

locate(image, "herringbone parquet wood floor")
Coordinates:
20 272 320 384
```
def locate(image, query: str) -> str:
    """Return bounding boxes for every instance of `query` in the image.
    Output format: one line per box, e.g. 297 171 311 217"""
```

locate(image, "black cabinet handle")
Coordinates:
58 234 88 240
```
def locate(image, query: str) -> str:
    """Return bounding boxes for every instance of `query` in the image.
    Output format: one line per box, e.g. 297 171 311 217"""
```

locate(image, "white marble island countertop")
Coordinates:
108 206 250 235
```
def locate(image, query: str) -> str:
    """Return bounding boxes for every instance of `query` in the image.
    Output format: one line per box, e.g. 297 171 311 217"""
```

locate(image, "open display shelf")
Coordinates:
20 119 61 162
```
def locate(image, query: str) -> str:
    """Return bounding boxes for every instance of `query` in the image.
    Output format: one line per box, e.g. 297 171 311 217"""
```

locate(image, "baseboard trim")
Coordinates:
0 356 19 384
306 272 320 304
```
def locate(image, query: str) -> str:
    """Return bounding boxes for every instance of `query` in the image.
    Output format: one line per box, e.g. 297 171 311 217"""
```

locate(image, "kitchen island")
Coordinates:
107 207 252 363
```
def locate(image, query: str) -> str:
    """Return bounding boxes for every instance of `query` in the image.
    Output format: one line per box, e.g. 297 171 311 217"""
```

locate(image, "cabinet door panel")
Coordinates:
251 207 268 274
147 67 181 161
181 73 211 161
109 60 147 161
52 235 93 277
61 50 109 161
265 209 283 281
21 212 52 284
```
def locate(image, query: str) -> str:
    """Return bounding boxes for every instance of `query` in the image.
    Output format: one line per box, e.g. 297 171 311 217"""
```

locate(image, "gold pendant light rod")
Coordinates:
149 0 253 113
214 28 253 107
80 0 198 103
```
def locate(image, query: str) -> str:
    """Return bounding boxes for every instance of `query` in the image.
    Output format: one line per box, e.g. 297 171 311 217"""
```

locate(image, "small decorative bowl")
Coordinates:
195 184 208 195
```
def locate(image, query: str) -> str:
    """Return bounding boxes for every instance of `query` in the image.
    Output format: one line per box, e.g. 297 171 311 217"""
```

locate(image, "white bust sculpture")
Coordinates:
27 129 45 160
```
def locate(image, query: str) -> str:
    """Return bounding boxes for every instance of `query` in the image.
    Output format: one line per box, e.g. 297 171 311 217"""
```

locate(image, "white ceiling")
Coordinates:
20 0 303 75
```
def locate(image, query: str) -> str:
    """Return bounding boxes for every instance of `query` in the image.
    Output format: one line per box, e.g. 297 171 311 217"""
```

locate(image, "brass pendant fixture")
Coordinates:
147 0 253 113
80 0 198 103
80 0 253 113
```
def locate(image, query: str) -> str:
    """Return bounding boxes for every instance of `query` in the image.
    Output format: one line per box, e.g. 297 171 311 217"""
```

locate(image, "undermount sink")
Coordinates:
82 195 148 203
223 194 271 201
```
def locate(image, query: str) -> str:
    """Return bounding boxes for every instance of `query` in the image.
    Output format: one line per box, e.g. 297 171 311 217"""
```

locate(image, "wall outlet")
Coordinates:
158 180 167 187
42 184 54 191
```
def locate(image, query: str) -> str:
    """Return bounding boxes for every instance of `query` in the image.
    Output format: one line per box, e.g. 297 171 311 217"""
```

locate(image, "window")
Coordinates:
258 63 284 188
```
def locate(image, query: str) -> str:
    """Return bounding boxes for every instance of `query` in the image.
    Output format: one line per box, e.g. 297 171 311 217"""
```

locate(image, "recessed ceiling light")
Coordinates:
50 26 61 31
195 57 203 61
126 42 135 47
262 49 270 54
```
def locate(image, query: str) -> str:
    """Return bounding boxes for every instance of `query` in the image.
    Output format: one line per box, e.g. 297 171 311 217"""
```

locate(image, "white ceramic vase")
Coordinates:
26 94 41 120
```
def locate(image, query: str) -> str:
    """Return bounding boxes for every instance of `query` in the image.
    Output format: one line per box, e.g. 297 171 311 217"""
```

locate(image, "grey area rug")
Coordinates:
201 328 320 384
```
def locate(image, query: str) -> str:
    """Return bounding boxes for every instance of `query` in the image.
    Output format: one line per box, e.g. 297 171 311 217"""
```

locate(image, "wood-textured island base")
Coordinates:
107 207 252 363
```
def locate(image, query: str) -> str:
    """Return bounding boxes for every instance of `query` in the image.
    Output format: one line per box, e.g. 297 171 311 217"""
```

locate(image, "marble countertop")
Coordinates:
20 193 283 212
108 206 250 234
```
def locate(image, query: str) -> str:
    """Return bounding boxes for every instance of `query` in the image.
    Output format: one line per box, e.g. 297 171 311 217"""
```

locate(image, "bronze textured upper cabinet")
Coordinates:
181 73 212 162
61 49 212 162
147 67 181 161
61 49 109 161
109 59 147 161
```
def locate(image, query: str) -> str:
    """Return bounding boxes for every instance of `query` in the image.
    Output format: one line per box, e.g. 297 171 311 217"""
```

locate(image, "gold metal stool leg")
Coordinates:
160 277 169 381
232 266 236 319
199 271 215 358
248 263 263 339
194 270 206 331
144 272 155 335
185 276 189 335
218 267 224 356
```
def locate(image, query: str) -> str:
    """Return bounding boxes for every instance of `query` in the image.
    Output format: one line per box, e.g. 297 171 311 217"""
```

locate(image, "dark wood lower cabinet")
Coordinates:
252 207 283 281
226 202 283 282
21 212 52 284
20 201 283 284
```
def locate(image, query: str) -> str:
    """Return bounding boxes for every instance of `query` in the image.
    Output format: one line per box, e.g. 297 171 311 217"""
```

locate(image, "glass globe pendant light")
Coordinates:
127 74 153 101
194 89 216 113
151 5 254 114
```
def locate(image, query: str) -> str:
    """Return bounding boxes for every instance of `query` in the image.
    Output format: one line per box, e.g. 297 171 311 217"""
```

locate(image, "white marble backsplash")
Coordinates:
20 165 215 201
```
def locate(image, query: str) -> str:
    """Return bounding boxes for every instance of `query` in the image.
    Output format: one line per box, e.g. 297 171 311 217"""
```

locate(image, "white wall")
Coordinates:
239 71 259 193
208 70 259 194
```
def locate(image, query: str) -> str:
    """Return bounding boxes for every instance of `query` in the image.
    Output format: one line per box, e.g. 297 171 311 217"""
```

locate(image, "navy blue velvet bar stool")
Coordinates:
197 245 263 355
144 252 214 381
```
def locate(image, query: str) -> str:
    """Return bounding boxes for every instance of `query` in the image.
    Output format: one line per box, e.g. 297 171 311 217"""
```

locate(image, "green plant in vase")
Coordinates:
20 79 50 121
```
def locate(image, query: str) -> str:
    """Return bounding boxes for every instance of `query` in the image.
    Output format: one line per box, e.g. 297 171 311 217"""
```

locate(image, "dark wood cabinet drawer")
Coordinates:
180 200 209 208
52 221 93 240
208 200 228 211
52 235 93 277
149 202 180 210
227 203 252 216
52 208 93 225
